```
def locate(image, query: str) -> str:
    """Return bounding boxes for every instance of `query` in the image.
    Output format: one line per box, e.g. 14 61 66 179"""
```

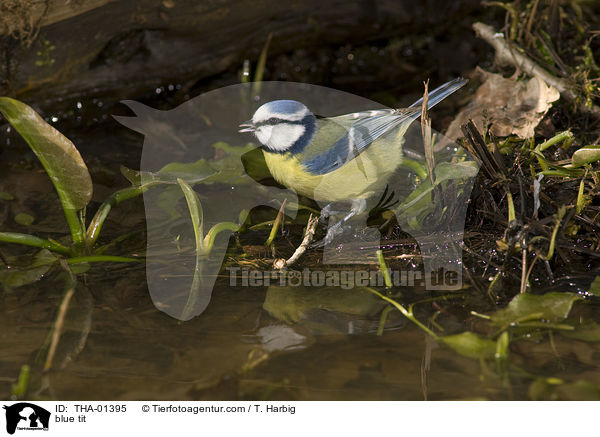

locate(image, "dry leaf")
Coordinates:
445 69 560 142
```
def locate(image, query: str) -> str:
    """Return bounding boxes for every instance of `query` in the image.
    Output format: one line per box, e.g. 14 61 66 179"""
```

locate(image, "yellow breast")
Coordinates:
263 135 404 203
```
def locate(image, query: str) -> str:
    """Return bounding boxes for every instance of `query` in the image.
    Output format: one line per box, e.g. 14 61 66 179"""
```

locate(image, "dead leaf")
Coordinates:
445 69 560 142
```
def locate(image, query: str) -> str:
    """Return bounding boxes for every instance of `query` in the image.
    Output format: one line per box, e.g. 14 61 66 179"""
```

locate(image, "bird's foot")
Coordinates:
319 203 346 221
311 199 367 248
309 222 352 248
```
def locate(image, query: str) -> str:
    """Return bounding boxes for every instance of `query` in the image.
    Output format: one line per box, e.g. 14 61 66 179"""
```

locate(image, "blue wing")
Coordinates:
303 110 419 175
302 78 467 175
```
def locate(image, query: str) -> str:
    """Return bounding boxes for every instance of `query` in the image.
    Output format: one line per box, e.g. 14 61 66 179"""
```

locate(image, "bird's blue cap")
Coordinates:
251 100 312 124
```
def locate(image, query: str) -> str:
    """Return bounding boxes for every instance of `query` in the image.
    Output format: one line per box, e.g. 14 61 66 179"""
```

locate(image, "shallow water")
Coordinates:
2 83 600 401
2 255 599 401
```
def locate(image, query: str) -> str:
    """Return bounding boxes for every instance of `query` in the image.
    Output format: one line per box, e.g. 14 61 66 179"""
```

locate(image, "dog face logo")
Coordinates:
115 82 478 321
3 403 50 434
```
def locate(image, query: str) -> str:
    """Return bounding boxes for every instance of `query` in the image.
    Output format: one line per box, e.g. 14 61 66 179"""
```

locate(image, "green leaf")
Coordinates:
205 143 260 184
177 178 205 321
155 185 185 220
203 221 239 253
0 191 14 201
556 380 600 401
119 165 142 185
495 331 509 359
0 249 58 287
0 97 92 211
571 145 600 168
11 364 30 398
69 262 91 274
528 377 563 400
177 178 204 251
395 160 479 227
441 331 496 359
263 285 387 324
157 160 216 184
530 378 600 401
131 143 260 188
433 160 480 182
491 292 580 329
212 141 251 157
240 145 275 183
589 276 600 296
560 321 600 342
123 160 217 188
14 212 34 226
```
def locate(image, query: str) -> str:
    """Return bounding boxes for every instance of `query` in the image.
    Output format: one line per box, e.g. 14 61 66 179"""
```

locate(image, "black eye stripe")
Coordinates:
256 117 307 126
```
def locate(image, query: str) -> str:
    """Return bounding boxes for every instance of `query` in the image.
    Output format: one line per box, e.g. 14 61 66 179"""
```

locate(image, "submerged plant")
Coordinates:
0 97 239 382
0 98 240 264
0 97 132 260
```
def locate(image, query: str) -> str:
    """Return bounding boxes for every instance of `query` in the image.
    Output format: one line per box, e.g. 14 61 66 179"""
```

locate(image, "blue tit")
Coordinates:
239 77 467 245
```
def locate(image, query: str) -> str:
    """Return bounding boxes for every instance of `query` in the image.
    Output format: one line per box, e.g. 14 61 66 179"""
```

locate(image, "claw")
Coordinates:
310 198 367 248
310 222 347 248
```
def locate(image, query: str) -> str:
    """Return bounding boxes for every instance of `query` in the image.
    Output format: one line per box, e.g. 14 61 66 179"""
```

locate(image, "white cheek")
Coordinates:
266 124 305 152
255 125 273 146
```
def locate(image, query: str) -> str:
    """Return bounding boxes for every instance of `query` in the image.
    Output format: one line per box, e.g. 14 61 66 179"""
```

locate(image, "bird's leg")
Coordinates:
311 199 367 248
319 203 347 220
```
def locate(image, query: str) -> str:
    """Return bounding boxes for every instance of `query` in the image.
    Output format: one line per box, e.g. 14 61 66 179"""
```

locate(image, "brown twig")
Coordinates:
524 0 540 42
420 80 435 186
44 261 76 371
273 214 318 268
266 198 287 248
473 22 600 116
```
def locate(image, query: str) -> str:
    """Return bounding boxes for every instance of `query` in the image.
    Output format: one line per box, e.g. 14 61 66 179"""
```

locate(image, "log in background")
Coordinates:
0 0 481 103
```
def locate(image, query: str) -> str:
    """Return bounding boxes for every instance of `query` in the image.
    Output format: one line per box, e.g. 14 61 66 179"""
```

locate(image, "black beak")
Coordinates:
238 120 255 133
